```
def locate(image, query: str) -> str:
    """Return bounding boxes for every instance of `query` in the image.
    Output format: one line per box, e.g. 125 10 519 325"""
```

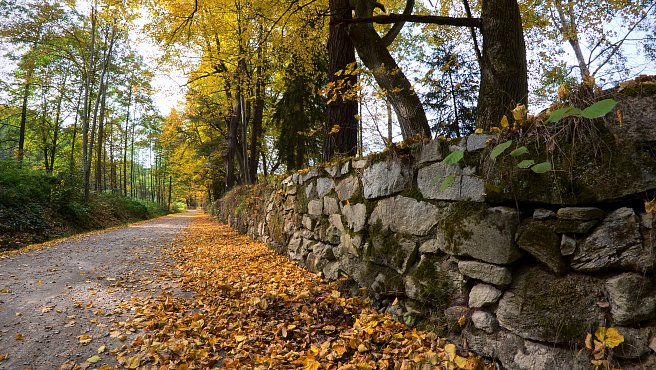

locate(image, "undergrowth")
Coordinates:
0 160 169 251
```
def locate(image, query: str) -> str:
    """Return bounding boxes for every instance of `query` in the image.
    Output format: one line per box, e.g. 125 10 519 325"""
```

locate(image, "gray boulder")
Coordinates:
496 268 604 343
366 235 417 274
335 176 360 201
471 310 498 333
316 177 335 198
369 196 442 236
362 158 412 199
557 207 605 220
465 330 590 370
469 284 502 308
572 207 653 272
342 203 367 232
458 260 512 286
417 162 484 202
516 221 567 274
614 327 652 359
416 139 443 164
436 205 522 264
606 272 656 325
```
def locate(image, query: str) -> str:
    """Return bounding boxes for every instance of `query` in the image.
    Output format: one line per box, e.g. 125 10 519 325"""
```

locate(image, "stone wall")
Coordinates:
212 93 656 369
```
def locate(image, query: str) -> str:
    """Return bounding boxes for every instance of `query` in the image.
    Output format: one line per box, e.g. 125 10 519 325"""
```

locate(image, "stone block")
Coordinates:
572 207 653 272
367 235 417 274
302 168 320 182
533 208 556 220
469 284 502 308
466 134 495 152
342 203 367 233
471 310 497 333
560 234 576 256
323 196 339 215
614 327 652 359
517 221 567 274
335 176 360 201
458 260 512 286
437 205 522 264
557 207 605 220
302 215 315 231
496 268 604 343
369 196 442 236
416 139 443 164
362 158 412 199
418 239 439 254
307 199 323 216
606 272 656 325
316 177 335 198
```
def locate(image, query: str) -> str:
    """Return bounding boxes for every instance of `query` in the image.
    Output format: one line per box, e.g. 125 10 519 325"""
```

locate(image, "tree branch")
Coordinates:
334 14 481 28
381 0 414 47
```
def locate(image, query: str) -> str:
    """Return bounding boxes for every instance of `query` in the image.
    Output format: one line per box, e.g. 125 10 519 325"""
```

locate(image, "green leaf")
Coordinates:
442 149 464 165
87 355 101 364
438 174 456 192
517 159 535 169
510 146 529 157
490 140 512 161
531 161 552 173
581 99 618 119
548 107 584 123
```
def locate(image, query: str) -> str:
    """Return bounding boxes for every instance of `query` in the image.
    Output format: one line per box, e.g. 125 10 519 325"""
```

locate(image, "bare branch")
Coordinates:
334 14 482 28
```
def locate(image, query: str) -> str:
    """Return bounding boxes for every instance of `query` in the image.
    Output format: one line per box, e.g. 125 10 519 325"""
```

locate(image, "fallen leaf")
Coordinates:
78 334 92 344
86 355 100 363
15 332 24 340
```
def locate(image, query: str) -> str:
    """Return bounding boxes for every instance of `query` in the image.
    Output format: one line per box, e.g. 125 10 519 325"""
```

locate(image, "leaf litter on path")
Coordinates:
116 215 493 369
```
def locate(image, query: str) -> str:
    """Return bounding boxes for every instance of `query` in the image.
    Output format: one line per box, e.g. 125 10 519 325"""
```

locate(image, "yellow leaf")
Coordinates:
302 358 320 370
457 315 467 327
454 355 469 369
125 356 140 369
78 334 92 344
15 332 24 341
490 127 501 133
500 115 509 130
596 327 624 348
330 124 341 134
0 288 11 293
474 128 484 134
445 343 457 360
235 335 247 343
512 104 527 122
97 344 106 354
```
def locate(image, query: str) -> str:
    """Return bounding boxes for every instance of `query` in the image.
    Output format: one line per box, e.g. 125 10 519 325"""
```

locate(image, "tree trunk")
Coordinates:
225 96 240 191
249 71 264 182
476 0 528 129
348 0 431 140
82 5 97 200
324 0 359 161
17 71 32 165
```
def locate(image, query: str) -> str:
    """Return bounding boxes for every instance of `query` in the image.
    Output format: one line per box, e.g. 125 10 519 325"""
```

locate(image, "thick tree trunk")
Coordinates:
348 2 431 140
476 0 528 129
324 0 359 161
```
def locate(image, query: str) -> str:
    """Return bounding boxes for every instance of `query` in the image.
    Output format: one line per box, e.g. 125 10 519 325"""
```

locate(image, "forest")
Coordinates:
0 0 654 244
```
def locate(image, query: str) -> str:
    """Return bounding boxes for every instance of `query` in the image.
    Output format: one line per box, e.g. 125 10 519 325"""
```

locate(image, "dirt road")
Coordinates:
0 211 197 370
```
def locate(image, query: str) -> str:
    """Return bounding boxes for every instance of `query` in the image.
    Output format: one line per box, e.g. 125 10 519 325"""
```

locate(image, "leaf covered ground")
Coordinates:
114 215 493 369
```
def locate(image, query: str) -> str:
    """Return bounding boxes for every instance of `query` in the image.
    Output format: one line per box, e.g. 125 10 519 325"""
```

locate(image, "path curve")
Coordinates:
0 211 197 369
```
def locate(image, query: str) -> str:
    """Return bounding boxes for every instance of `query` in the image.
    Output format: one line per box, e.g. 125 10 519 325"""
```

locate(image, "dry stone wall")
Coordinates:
213 94 656 370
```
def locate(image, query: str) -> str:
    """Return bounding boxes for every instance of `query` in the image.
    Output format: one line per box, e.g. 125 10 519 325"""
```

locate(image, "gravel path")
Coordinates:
0 211 197 369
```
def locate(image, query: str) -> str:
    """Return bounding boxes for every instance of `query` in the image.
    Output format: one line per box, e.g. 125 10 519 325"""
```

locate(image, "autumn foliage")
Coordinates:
115 215 492 369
